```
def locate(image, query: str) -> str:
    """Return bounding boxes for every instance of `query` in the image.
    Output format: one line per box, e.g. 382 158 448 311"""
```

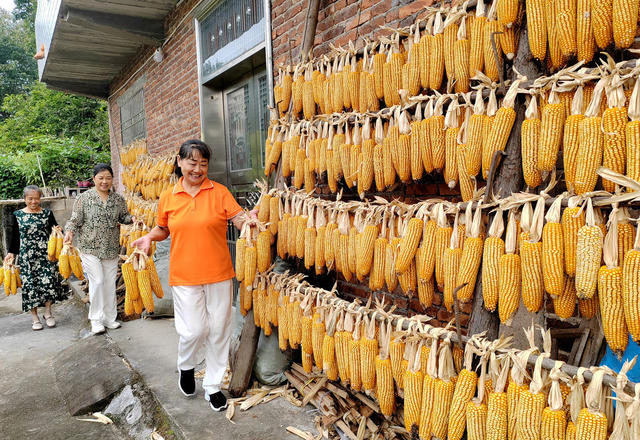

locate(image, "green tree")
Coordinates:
0 10 37 115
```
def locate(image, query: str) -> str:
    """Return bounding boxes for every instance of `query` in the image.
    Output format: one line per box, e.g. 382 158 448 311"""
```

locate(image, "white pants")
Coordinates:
172 279 233 395
80 253 119 325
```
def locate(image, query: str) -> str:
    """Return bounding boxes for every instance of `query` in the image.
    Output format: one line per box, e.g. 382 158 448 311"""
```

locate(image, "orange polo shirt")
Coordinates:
157 178 242 286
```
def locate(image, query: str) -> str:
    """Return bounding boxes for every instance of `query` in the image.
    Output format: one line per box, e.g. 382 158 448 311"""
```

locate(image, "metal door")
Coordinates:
221 68 269 192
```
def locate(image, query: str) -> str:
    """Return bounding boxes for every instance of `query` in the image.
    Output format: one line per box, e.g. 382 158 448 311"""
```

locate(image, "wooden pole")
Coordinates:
300 0 321 61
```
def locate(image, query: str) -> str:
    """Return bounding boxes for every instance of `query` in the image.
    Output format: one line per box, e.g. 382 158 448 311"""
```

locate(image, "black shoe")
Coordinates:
205 391 227 411
178 369 196 397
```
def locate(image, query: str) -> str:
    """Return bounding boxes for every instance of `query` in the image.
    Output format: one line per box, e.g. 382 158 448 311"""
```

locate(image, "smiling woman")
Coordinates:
131 139 255 413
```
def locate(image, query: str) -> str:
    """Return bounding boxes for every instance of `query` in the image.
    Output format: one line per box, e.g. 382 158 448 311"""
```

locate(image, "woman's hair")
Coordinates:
23 185 42 198
175 140 211 177
93 163 113 177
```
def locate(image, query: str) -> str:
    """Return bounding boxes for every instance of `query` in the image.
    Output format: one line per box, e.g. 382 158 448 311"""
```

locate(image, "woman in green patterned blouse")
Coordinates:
64 164 134 334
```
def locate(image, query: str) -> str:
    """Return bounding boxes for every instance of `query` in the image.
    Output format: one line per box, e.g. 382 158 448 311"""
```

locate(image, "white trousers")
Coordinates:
172 279 233 394
80 253 119 324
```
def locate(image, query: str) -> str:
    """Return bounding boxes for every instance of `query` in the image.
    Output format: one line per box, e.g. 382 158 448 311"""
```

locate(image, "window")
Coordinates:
200 0 265 78
118 76 146 146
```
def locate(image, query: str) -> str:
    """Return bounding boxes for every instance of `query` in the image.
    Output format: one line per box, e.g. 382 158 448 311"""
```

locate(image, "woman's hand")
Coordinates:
63 230 73 244
249 208 258 219
132 234 152 254
4 253 14 264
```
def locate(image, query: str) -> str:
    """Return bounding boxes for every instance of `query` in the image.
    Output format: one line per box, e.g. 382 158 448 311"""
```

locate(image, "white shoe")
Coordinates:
103 321 121 329
91 321 105 334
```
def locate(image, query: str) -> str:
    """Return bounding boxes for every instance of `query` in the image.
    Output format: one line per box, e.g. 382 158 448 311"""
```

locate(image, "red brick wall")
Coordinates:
108 0 202 188
272 0 437 69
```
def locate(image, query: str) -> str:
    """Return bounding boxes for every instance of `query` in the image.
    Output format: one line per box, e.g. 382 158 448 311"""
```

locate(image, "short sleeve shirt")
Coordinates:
157 178 242 286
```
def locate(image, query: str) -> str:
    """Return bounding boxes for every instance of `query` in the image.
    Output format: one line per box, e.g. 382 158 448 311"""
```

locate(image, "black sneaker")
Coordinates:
205 391 227 411
178 369 196 397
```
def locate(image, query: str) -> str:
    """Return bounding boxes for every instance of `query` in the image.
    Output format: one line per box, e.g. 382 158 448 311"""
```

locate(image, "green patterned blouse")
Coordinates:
65 188 133 259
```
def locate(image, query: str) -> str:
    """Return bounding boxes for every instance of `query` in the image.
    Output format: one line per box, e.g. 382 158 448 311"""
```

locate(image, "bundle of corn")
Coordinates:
274 68 293 116
456 204 484 303
122 250 163 316
264 127 283 177
598 205 628 357
575 198 604 300
119 139 147 167
2 256 21 295
58 243 83 280
575 368 608 440
498 210 521 324
47 225 64 262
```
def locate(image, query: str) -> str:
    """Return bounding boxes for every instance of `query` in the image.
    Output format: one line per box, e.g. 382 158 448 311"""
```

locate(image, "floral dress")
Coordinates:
12 209 66 312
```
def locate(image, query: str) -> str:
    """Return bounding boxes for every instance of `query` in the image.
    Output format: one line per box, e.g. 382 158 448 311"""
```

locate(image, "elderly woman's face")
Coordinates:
24 191 41 210
178 149 208 187
94 170 113 193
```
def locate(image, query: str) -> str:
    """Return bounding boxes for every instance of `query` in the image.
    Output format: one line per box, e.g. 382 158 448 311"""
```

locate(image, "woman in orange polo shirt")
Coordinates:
133 139 250 412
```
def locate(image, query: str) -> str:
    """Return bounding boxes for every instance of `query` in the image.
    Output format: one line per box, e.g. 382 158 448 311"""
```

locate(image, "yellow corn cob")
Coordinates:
244 245 257 288
619 220 635 262
538 101 565 172
602 106 627 192
563 206 586 277
369 237 387 291
576 0 596 62
448 367 478 440
485 106 516 174
443 244 462 311
348 336 361 391
137 266 154 313
574 373 607 440
122 261 139 301
466 400 487 440
486 391 508 440
522 240 544 313
58 248 71 279
322 334 338 381
592 0 613 48
515 389 546 440
483 236 505 312
390 337 405 389
454 23 470 93
257 231 271 273
566 421 577 440
304 227 315 270
360 338 377 391
497 0 519 27
444 20 458 87
522 112 542 188
599 266 628 354
312 314 325 369
564 113 584 191
430 24 445 90
404 368 423 432
395 218 423 274
545 0 566 69
613 0 640 48
541 407 567 440
470 12 486 78
498 252 521 324
578 294 599 319
557 0 577 56
47 233 57 261
335 331 349 385
575 218 603 300
526 0 547 60
376 355 394 416
483 20 503 82
430 354 455 439
296 216 307 260
435 225 453 291
543 222 565 298
508 381 529 440
456 236 484 303
430 113 446 172
384 238 400 292
554 275 577 319
623 247 640 341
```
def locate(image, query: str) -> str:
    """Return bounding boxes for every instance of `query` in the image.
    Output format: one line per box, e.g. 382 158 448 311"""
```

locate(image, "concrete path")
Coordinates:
0 293 121 439
107 312 318 440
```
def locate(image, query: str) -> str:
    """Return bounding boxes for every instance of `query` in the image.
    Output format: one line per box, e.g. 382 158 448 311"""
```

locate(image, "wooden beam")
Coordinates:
300 0 321 61
228 310 261 397
45 80 109 99
64 7 164 47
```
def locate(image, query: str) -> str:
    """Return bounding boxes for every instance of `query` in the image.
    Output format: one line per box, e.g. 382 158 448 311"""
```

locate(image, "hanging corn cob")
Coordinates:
443 10 460 90
526 0 547 60
538 89 566 174
613 0 640 49
592 0 613 49
466 344 490 440
360 313 378 392
601 76 627 192
522 198 545 313
575 77 606 195
430 11 445 91
541 362 569 440
483 3 503 82
430 96 447 172
435 204 452 292
543 196 566 298
454 17 471 93
626 74 640 184
418 331 440 439
396 110 412 183
562 197 586 277
456 204 484 303
466 86 485 177
469 0 486 78
443 212 463 311
483 210 505 312
486 355 511 440
520 94 543 188
576 0 596 63
499 210 521 324
575 368 608 440
575 199 603 300
403 338 423 434
448 340 479 440
484 80 521 181
623 213 640 342
377 319 396 416
348 313 362 391
457 104 476 202
563 85 586 191
410 103 425 181
430 337 456 440
556 0 577 57
599 206 629 357
322 308 338 381
444 99 460 189
545 0 566 70
566 369 586 440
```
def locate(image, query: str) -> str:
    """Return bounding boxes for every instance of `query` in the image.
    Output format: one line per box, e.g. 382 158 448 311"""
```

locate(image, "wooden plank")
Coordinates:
301 377 328 406
228 310 260 398
569 329 590 366
64 0 177 20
